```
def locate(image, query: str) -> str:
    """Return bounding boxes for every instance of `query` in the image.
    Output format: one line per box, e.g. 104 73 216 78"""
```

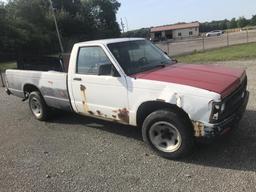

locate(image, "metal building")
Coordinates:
150 22 200 41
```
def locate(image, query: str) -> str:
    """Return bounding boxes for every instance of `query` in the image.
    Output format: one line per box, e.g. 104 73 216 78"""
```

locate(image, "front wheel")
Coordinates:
142 110 194 159
29 91 49 121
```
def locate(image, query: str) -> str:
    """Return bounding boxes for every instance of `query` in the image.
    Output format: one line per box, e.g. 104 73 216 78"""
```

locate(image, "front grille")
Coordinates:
219 76 247 121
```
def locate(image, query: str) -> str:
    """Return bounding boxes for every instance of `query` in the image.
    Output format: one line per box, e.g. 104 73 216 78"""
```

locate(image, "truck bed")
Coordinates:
6 70 71 111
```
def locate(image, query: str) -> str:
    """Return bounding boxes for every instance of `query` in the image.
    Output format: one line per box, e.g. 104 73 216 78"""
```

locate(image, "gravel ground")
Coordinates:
0 60 256 192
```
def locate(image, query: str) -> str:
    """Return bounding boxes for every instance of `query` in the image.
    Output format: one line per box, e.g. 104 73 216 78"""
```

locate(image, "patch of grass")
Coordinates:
177 43 256 63
0 61 17 71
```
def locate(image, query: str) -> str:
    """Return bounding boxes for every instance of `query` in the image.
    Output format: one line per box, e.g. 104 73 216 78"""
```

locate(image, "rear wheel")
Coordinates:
142 109 194 159
29 91 49 121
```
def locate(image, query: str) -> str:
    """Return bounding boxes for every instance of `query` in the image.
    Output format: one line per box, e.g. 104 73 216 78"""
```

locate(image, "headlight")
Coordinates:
211 102 225 121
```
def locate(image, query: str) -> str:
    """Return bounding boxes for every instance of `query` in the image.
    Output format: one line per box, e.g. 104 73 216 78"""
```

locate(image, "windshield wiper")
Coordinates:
160 59 173 65
156 64 166 68
129 64 167 75
139 64 166 72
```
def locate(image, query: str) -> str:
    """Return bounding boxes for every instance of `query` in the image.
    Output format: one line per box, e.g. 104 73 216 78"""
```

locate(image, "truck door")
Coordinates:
69 46 130 124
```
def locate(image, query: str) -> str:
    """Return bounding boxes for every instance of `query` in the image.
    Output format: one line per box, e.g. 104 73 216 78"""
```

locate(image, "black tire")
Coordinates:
142 109 194 159
29 91 49 121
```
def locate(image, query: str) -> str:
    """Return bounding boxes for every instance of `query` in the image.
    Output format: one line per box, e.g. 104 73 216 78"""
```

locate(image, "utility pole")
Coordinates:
49 0 64 53
120 18 125 33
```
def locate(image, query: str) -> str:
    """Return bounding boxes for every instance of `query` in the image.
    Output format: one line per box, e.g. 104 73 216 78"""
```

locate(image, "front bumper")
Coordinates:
195 91 249 139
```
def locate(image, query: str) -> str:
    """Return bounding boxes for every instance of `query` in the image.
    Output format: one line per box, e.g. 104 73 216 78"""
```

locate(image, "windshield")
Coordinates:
107 40 172 75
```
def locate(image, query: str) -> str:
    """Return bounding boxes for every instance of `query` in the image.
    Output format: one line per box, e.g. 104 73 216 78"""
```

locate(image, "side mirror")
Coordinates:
98 63 112 76
172 58 178 64
98 64 120 77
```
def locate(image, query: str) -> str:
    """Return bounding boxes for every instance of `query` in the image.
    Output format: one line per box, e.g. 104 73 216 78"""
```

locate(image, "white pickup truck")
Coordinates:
5 38 249 159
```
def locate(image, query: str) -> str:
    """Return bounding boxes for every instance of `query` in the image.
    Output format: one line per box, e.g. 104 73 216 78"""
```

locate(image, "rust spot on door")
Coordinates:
96 110 103 116
117 108 129 123
80 84 89 112
80 84 86 91
88 111 94 115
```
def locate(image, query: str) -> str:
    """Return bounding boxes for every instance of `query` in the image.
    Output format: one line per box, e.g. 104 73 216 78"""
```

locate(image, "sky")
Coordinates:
117 0 256 31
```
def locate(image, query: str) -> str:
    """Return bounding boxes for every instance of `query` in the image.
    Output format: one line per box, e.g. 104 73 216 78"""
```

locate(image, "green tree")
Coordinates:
1 0 58 54
251 15 256 26
88 0 121 38
121 28 150 38
228 18 237 29
237 17 248 28
218 19 228 30
0 0 121 57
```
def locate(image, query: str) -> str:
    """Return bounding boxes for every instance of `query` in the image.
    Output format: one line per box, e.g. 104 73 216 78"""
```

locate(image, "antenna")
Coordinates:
49 0 64 54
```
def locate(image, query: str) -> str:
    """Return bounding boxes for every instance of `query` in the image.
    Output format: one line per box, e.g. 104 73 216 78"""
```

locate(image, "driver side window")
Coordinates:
77 46 112 75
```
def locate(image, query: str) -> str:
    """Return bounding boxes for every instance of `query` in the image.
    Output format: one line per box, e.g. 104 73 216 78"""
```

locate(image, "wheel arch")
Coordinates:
136 101 193 129
23 83 41 98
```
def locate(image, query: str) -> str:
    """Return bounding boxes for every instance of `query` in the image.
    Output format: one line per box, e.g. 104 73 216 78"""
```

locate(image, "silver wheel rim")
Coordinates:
30 97 42 118
149 121 182 153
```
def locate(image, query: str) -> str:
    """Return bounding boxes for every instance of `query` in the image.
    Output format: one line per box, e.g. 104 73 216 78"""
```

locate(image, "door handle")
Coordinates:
73 77 82 81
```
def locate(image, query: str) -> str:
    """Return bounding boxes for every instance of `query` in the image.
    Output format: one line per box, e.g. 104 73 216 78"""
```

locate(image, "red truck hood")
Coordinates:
132 63 245 98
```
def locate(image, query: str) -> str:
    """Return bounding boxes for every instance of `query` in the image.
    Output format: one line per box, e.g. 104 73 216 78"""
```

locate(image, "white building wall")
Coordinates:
173 27 199 39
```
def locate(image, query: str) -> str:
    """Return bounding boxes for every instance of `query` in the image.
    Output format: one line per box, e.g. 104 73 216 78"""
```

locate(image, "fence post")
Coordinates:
167 42 170 55
202 36 205 51
0 70 5 87
246 28 249 43
226 30 229 46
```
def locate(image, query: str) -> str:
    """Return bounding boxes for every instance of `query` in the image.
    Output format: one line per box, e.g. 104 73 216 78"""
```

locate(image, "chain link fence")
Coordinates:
155 29 256 56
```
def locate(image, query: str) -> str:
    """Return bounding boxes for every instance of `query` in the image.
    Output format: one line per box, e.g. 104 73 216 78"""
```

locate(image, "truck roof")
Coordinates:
75 38 145 46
